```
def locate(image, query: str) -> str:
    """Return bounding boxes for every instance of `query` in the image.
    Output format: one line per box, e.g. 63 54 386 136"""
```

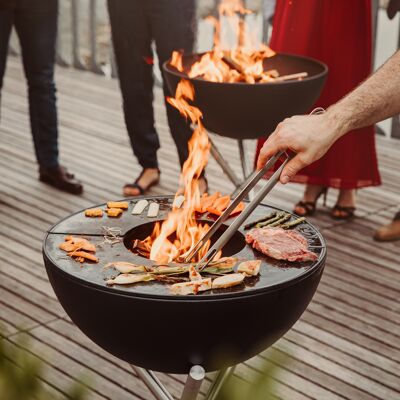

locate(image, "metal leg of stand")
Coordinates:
209 137 242 189
204 366 236 400
181 365 206 400
130 365 174 400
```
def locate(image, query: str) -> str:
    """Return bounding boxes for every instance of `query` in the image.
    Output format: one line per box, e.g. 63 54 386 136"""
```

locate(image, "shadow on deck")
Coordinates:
1 56 399 399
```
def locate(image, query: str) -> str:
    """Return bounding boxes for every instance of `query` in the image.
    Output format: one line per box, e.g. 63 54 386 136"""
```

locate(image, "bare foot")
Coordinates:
294 184 326 216
123 168 160 197
374 213 400 241
332 189 356 218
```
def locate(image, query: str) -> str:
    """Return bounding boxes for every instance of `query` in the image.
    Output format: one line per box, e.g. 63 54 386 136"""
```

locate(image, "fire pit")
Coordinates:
43 195 326 374
163 52 327 139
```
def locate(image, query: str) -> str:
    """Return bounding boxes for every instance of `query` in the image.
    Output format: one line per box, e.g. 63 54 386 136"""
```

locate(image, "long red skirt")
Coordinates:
255 0 381 189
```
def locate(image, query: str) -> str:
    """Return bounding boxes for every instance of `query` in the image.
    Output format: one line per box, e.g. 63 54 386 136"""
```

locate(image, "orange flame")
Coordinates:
141 80 217 264
170 0 277 84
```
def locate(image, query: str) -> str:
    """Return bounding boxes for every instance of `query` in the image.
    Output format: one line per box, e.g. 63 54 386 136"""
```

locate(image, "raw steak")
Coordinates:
245 227 318 262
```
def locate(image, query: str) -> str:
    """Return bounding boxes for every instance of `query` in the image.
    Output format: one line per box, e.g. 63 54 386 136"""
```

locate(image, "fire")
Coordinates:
138 79 218 264
170 0 277 83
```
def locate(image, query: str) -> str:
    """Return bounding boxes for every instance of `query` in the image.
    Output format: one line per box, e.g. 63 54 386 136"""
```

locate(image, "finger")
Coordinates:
280 155 307 184
256 136 280 170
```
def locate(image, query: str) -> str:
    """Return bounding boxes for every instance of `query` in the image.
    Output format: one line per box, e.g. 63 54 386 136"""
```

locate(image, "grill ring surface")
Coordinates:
43 195 326 300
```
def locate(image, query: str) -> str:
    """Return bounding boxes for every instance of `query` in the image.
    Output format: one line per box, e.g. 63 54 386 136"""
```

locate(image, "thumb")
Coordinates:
280 155 305 184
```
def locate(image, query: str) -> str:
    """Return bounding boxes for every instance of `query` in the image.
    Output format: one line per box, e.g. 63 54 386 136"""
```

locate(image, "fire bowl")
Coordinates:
163 52 328 139
43 195 326 373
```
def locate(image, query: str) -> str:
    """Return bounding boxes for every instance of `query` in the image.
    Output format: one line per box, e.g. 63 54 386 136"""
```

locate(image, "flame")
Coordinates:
170 0 277 84
139 80 218 264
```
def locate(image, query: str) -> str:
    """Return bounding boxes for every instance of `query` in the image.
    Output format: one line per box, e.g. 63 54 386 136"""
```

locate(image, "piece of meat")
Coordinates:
245 227 317 262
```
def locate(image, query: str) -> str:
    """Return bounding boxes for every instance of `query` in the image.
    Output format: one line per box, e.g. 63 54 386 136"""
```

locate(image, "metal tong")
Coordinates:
186 151 290 271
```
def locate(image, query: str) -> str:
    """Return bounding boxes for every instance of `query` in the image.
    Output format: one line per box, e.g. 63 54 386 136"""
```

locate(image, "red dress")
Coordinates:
255 0 381 189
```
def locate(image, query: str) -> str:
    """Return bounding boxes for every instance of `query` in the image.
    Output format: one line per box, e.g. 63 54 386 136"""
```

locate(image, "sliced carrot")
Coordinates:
231 201 245 215
196 192 220 213
68 251 98 263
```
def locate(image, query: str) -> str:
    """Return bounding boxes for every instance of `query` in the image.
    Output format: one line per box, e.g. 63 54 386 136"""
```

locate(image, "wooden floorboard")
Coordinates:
1 56 399 399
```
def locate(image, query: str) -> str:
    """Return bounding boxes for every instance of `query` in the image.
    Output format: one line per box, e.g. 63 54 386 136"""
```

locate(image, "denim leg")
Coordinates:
14 0 59 168
0 2 14 121
149 0 196 167
108 0 159 169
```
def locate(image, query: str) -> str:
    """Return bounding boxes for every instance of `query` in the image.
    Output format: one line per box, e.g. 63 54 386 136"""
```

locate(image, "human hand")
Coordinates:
256 113 342 184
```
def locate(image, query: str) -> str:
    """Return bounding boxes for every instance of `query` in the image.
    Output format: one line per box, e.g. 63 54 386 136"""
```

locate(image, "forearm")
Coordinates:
326 50 400 138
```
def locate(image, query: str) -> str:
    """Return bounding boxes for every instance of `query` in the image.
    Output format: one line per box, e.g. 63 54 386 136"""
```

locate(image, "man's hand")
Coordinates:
257 113 343 184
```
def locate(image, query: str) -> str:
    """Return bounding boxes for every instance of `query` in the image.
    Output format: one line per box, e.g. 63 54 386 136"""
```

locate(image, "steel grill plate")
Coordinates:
44 195 326 300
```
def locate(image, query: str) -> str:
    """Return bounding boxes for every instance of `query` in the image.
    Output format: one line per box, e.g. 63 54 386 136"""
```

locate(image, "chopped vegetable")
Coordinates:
172 195 185 209
67 250 98 263
85 208 103 218
107 208 123 217
107 201 129 210
106 273 154 286
244 212 277 230
170 278 212 295
131 199 149 215
281 217 306 229
212 273 245 289
189 266 202 281
104 262 146 274
237 260 261 276
147 202 160 218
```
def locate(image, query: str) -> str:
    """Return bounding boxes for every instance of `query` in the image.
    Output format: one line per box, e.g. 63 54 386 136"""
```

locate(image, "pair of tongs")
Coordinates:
186 151 290 271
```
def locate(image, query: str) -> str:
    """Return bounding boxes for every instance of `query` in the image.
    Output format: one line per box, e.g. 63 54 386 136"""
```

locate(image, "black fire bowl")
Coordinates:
43 195 326 373
163 52 328 139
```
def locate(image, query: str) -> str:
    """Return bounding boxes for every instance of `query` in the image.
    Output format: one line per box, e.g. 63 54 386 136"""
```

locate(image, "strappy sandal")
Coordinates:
330 204 356 220
294 187 328 216
123 168 160 197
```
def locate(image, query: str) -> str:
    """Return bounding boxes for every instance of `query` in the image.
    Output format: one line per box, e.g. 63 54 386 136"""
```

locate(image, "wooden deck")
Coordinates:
1 55 399 400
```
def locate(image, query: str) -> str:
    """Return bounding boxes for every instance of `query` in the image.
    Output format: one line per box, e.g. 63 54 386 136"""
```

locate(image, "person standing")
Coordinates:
256 0 381 219
108 0 206 196
0 0 83 194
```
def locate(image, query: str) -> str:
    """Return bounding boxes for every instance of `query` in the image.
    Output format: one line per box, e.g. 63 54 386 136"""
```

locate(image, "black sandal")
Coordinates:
123 169 160 197
331 204 356 220
294 187 328 216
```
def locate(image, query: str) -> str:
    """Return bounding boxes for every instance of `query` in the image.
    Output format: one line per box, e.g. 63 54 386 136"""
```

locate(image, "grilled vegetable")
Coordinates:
237 260 261 276
107 201 129 210
212 273 245 289
189 266 202 281
85 208 103 217
104 262 147 274
147 202 160 218
255 212 286 228
107 208 123 217
106 273 154 286
131 199 149 215
281 217 306 229
244 212 277 230
268 214 291 227
67 251 98 263
170 278 212 295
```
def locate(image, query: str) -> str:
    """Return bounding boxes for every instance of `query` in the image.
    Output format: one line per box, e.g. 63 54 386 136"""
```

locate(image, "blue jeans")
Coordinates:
0 0 59 168
108 0 196 169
